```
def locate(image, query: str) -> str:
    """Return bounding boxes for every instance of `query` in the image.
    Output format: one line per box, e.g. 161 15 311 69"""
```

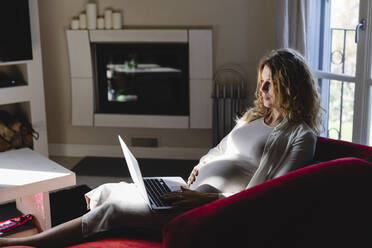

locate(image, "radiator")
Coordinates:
212 83 247 146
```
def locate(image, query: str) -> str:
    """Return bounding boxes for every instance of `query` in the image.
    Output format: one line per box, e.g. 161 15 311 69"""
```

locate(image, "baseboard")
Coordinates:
48 143 209 160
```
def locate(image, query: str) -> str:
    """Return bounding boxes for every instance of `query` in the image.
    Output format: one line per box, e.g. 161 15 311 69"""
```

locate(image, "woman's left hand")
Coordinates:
162 186 219 208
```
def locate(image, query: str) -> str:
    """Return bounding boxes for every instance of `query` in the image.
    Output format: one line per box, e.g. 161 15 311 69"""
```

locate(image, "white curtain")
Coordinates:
276 0 309 58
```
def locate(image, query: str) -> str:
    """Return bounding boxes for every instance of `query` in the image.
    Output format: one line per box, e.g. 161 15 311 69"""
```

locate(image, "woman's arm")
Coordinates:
272 131 316 178
162 186 219 208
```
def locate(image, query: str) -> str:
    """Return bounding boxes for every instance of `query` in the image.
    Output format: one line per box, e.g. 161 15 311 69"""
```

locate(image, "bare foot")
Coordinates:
0 217 83 247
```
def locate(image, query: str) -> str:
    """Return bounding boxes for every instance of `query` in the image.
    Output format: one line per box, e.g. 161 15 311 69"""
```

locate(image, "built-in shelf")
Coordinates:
0 86 31 105
0 102 31 119
0 60 31 66
0 0 48 156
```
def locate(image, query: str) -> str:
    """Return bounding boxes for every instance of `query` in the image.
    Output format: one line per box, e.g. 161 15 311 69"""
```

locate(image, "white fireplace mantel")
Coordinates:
66 28 213 129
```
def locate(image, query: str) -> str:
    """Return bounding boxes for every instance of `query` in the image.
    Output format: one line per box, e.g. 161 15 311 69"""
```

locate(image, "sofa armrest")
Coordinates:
314 136 372 161
162 158 372 248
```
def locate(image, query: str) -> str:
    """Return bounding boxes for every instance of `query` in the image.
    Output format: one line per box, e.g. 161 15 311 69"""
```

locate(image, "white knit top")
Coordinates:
190 118 316 198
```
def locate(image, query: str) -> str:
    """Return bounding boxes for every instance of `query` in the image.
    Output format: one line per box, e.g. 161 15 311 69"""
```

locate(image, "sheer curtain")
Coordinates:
276 0 310 58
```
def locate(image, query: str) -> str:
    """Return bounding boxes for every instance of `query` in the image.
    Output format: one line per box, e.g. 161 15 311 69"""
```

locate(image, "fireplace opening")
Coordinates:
93 43 189 116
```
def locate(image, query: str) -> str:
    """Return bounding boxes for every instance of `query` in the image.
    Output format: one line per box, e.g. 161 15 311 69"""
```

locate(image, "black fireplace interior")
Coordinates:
93 43 189 116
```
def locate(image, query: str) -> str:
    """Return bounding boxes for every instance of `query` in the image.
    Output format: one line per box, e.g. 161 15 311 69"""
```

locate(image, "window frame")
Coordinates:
352 0 372 145
309 0 372 145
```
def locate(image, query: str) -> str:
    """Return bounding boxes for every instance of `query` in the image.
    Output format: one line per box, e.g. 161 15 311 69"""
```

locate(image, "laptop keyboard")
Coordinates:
144 178 172 207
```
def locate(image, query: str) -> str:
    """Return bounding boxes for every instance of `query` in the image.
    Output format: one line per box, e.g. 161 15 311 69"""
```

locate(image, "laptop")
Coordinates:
118 135 187 210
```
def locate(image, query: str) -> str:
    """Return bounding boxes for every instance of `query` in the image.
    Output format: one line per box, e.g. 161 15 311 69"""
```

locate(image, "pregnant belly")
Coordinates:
189 159 256 194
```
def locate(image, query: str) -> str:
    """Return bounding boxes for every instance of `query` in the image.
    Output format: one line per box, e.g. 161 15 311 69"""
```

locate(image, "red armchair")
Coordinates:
5 137 372 248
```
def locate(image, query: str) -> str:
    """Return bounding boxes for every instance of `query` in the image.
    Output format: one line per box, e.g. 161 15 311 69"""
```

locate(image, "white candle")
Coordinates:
79 13 87 29
112 12 122 29
97 17 104 29
71 18 79 30
104 9 112 29
86 3 97 30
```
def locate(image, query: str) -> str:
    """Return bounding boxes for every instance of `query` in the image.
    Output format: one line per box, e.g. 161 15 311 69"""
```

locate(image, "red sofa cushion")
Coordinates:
162 158 372 248
67 238 162 248
2 239 162 248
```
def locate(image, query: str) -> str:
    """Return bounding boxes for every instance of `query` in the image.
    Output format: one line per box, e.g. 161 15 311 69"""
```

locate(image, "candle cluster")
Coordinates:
70 3 122 30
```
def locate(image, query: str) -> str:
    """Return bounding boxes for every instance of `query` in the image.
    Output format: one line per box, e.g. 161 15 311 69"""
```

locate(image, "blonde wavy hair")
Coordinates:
241 48 323 135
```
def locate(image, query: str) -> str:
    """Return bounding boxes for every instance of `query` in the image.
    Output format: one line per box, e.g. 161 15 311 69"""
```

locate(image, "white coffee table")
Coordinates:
0 148 76 231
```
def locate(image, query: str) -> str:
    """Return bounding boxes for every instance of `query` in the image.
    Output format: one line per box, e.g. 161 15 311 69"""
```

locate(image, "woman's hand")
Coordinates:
187 161 206 187
162 186 218 208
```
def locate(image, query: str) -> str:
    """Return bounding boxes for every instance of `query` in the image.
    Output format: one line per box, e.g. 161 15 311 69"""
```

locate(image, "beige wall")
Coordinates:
38 0 276 149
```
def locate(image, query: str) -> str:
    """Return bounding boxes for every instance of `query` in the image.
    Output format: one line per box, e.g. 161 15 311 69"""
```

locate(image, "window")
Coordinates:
309 0 372 145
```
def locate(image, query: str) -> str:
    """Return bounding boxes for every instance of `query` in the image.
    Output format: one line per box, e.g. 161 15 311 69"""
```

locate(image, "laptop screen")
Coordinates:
118 135 150 205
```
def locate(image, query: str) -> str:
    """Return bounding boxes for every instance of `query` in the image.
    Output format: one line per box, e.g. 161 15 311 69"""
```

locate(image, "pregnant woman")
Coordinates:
0 48 323 247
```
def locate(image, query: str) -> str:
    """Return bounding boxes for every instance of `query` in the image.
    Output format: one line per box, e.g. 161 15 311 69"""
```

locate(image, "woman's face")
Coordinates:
260 65 275 109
